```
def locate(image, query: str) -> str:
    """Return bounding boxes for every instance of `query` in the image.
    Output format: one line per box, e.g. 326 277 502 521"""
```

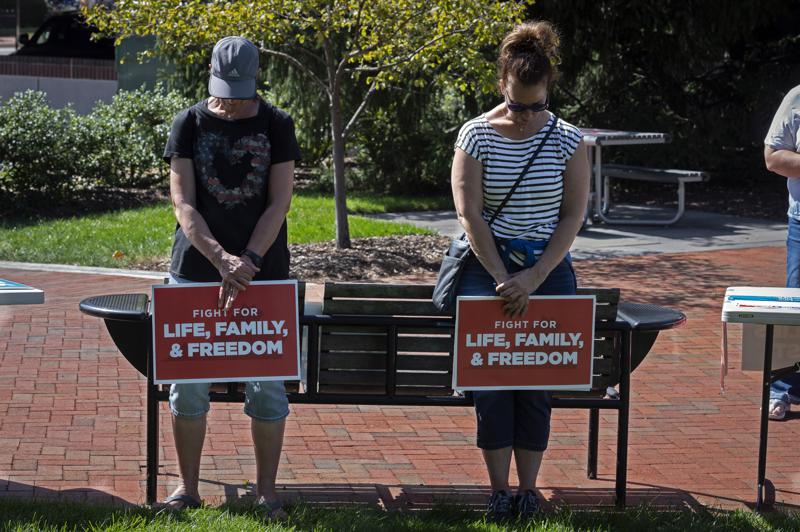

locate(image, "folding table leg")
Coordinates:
146 363 159 505
587 408 599 479
756 324 774 510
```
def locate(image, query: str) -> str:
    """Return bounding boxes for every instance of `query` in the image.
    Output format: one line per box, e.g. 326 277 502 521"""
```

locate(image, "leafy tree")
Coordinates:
86 0 531 248
534 0 800 179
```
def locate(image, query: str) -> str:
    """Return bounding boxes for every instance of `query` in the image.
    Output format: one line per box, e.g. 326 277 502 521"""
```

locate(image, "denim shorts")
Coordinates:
456 246 577 451
166 275 290 422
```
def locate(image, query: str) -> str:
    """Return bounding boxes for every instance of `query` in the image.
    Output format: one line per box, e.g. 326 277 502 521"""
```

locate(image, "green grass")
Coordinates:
346 193 454 214
0 193 441 269
1 498 799 532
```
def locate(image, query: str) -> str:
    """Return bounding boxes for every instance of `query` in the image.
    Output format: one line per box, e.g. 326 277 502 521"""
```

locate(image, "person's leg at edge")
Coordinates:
164 274 209 506
771 217 800 418
457 256 515 515
252 417 286 501
483 447 513 492
168 414 207 504
165 381 212 507
514 448 544 492
512 256 576 502
245 380 289 517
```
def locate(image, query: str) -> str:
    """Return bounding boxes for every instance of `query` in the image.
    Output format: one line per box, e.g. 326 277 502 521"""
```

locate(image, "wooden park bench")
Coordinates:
596 163 709 226
79 282 685 508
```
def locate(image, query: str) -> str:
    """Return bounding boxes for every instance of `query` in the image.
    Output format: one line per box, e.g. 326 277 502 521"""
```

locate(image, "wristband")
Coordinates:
241 248 263 269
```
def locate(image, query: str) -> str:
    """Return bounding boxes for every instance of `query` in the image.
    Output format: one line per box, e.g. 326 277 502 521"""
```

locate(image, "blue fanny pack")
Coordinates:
496 238 548 268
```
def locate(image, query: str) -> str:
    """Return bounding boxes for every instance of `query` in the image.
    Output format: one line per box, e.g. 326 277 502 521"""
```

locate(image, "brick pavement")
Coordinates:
1 247 798 510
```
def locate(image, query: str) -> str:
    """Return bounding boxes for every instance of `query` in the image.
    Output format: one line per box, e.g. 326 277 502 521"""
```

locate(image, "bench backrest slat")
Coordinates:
314 283 621 397
323 282 439 316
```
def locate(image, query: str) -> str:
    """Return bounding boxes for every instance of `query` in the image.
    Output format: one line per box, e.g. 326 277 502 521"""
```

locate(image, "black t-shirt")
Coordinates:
163 99 301 282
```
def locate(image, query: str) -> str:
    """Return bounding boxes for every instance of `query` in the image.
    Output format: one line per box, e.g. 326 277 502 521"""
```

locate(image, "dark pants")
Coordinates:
456 249 577 450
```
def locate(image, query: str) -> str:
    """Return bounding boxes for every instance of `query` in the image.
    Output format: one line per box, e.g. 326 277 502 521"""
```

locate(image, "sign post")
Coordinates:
151 280 300 384
453 296 595 391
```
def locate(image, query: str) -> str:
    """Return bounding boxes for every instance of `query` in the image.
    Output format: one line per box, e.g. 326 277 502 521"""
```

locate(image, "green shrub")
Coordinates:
0 90 82 197
0 87 190 200
352 85 470 194
77 85 190 188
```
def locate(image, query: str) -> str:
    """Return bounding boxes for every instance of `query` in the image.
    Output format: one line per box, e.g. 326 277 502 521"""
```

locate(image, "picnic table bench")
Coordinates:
79 281 685 508
598 164 710 226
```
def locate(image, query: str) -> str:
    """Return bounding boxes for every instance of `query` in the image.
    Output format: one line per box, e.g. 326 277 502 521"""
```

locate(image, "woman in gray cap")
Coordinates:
160 36 300 519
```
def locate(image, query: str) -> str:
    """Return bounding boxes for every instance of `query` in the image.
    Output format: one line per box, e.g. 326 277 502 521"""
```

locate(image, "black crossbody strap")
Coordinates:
487 117 557 226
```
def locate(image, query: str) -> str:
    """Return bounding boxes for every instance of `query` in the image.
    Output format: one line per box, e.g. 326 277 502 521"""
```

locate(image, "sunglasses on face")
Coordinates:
504 93 549 113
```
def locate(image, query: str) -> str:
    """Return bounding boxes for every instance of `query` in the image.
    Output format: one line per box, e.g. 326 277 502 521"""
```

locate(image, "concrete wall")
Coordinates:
0 74 116 114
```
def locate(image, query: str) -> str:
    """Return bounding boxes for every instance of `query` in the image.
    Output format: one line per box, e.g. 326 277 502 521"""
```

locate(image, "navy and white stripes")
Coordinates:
455 113 582 249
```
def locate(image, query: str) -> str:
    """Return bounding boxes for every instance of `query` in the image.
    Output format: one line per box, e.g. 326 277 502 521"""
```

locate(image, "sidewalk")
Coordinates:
1 243 796 511
369 207 787 258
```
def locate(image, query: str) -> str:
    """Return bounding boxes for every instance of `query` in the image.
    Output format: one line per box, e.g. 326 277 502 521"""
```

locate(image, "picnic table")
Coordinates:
579 128 707 226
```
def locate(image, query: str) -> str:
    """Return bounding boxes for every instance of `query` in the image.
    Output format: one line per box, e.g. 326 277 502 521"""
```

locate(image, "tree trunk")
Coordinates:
325 39 351 249
330 96 351 249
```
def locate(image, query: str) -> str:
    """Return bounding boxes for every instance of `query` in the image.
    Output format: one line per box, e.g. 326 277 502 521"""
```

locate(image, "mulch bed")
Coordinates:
289 235 449 283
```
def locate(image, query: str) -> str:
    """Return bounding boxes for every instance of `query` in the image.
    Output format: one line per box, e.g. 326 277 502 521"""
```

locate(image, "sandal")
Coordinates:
255 495 287 521
157 493 202 510
769 399 789 420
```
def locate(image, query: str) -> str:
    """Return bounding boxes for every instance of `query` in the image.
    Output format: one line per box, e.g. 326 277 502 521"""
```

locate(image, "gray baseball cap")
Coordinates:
208 36 259 99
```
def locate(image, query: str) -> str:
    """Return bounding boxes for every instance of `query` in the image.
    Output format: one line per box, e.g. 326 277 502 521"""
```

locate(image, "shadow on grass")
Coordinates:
3 480 800 531
0 188 169 227
3 495 800 532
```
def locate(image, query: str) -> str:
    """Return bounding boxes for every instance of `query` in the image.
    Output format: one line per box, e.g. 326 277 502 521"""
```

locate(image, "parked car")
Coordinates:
14 12 114 60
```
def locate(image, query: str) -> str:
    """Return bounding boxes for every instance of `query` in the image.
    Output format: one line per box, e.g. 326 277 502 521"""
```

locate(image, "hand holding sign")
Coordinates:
216 251 259 310
496 267 547 317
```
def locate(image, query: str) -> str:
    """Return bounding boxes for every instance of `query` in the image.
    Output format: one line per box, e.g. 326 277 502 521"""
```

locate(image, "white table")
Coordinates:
0 279 44 305
721 286 800 510
580 128 670 224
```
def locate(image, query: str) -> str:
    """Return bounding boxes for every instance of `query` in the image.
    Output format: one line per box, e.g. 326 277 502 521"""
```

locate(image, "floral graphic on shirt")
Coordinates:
195 131 272 207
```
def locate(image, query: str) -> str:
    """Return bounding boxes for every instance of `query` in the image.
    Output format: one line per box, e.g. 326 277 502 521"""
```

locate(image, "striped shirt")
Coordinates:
455 113 582 264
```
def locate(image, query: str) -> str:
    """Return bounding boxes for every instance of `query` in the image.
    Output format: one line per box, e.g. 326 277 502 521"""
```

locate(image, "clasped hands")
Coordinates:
217 252 260 310
495 266 545 317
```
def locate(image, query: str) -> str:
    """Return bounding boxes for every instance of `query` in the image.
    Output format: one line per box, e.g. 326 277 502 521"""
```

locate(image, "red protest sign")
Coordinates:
453 296 595 391
151 281 300 384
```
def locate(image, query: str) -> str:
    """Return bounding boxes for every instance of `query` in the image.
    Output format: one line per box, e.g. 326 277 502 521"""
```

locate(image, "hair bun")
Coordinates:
498 21 561 86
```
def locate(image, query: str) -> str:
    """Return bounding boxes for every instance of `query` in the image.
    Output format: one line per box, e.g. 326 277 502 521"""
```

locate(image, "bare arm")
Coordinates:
451 148 508 283
496 140 590 316
169 157 256 307
765 146 800 178
243 160 294 258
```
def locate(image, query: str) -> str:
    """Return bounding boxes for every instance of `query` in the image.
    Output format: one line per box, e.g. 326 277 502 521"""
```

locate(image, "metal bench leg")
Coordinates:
592 145 603 221
595 176 686 226
587 408 599 479
146 359 159 505
595 178 685 226
615 330 632 508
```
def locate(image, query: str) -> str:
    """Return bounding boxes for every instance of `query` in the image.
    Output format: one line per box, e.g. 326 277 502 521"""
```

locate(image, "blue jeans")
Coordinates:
771 217 800 402
457 245 577 450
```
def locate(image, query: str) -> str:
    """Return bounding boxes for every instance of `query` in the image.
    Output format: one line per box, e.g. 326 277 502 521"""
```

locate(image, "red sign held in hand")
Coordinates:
453 296 595 391
151 281 300 384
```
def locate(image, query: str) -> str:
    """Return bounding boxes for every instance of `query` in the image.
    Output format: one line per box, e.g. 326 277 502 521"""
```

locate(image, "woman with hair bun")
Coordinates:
452 21 589 520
